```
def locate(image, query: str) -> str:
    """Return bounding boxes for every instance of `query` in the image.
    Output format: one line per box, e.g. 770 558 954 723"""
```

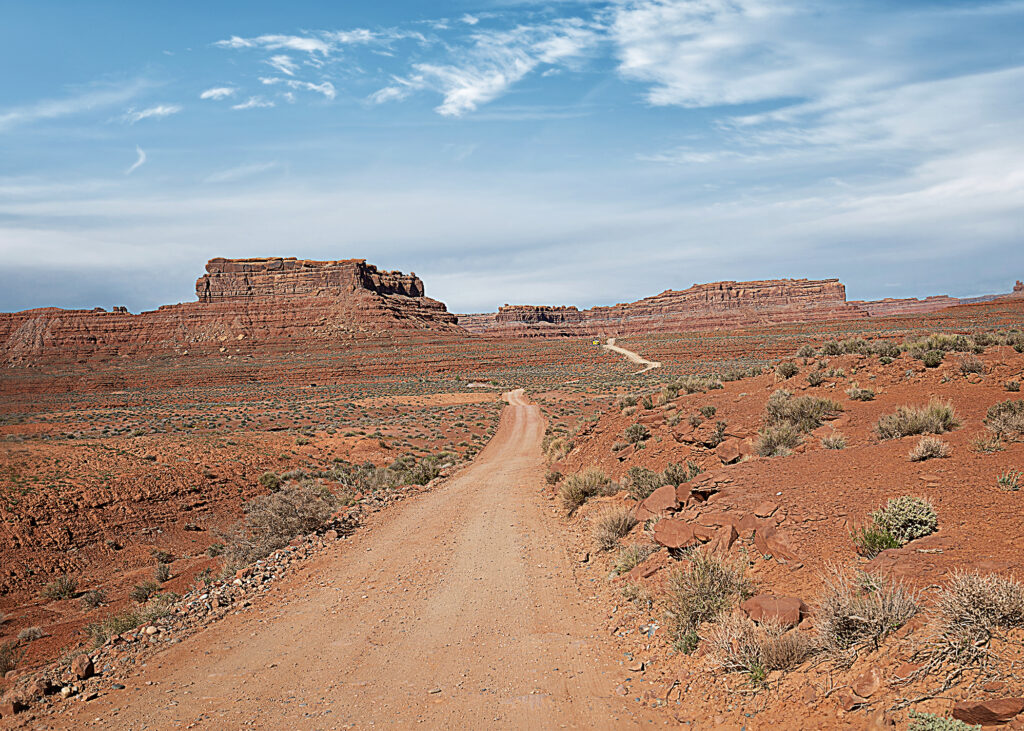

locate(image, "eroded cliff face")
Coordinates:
0 258 459 366
462 279 863 336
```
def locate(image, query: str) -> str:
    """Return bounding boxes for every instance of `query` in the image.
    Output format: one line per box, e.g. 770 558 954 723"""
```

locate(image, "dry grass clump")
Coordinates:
815 569 919 660
984 400 1024 442
80 589 106 609
614 544 657 575
41 575 78 600
765 389 842 432
845 383 875 401
821 433 846 450
625 466 664 500
666 551 753 644
17 626 42 642
85 593 177 647
623 423 650 444
996 469 1021 491
545 437 570 462
757 423 802 457
775 361 799 379
559 468 615 514
0 642 22 675
958 354 985 375
593 508 639 551
705 614 815 681
933 572 1024 663
875 400 959 440
223 482 338 567
673 375 724 394
909 436 951 462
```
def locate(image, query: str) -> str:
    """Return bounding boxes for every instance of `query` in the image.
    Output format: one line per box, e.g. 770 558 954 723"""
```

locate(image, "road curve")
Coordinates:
64 390 658 730
602 338 662 374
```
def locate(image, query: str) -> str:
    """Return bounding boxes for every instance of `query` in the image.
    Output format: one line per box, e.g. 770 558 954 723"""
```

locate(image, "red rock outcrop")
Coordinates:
462 278 1023 337
0 258 459 366
463 278 865 337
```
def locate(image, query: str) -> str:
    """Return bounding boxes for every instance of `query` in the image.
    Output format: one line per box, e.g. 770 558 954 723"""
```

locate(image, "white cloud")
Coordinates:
203 162 279 184
199 86 236 100
259 77 336 99
0 81 145 132
461 14 480 26
371 19 600 116
123 104 182 124
215 34 330 54
231 96 275 110
125 146 147 175
266 54 298 76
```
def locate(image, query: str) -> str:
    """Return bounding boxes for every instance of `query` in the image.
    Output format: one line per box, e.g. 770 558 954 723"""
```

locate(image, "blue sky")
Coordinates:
1 0 1022 314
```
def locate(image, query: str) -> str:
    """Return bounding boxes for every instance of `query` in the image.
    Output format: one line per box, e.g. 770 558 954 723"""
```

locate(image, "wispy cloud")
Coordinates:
215 34 331 54
199 86 236 100
123 104 182 124
231 96 275 110
259 77 336 100
0 81 145 132
266 54 299 76
125 146 147 175
371 18 599 116
203 161 279 184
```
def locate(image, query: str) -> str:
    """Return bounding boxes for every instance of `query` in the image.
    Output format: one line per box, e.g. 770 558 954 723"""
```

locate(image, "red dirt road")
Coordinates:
62 389 659 729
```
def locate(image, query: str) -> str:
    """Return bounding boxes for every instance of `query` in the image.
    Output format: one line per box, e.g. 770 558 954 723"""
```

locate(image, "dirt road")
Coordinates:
602 338 661 374
64 389 659 729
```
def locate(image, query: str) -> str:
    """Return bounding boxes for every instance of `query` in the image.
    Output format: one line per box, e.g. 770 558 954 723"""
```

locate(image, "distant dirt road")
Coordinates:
602 338 662 374
65 389 657 729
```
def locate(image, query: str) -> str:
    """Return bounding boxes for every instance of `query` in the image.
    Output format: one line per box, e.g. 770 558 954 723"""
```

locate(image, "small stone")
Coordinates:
60 686 75 699
838 690 866 712
852 667 881 698
578 552 590 564
428 688 442 694
628 661 644 672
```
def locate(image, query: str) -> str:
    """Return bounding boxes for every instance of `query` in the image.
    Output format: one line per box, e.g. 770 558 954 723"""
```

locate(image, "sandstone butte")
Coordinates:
0 257 458 366
459 278 1024 337
1 258 1022 364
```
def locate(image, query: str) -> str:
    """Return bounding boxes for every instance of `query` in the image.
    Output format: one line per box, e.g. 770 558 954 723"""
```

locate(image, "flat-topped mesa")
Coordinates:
495 305 584 325
196 257 425 302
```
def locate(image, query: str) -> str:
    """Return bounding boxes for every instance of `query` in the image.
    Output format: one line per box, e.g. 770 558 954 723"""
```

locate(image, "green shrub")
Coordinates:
871 496 938 545
258 471 281 491
840 337 871 355
765 390 842 432
875 400 959 440
1006 381 1021 392
41 575 78 600
0 642 22 675
545 469 563 485
623 423 650 444
662 461 703 485
699 405 717 418
593 508 639 551
922 350 944 368
796 345 816 358
996 470 1021 491
776 362 799 379
640 395 654 410
155 563 171 583
80 589 106 609
852 525 900 558
872 342 902 359
806 370 824 387
625 466 663 500
559 468 614 513
907 710 979 730
131 580 159 604
666 551 752 641
820 341 843 356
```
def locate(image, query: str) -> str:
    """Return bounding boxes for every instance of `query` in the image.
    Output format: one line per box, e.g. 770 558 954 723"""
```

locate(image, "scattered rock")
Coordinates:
715 439 742 464
753 501 779 518
0 699 27 717
652 519 699 550
71 654 94 680
740 595 808 628
640 485 679 515
952 697 1024 725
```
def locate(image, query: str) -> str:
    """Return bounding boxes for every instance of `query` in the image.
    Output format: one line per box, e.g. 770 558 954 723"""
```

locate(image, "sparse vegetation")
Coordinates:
625 466 663 500
872 495 939 544
922 350 944 368
41 575 78 600
666 551 753 643
875 400 959 440
757 423 802 457
815 569 918 659
806 370 824 387
908 436 950 462
984 399 1024 442
851 525 901 558
623 423 650 444
131 580 160 603
593 508 639 551
958 354 984 375
933 572 1024 665
258 471 281 491
614 544 657 575
559 468 614 514
80 589 106 609
765 389 842 432
0 642 22 675
155 562 171 583
85 594 176 646
662 460 703 485
1006 380 1021 392
845 383 874 401
996 469 1021 491
821 433 846 450
705 613 814 679
17 626 42 642
907 710 979 731
775 361 799 379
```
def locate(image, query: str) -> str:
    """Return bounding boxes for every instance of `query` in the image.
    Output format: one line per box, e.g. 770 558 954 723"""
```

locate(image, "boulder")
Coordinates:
640 485 679 515
753 524 800 562
740 595 808 628
952 698 1024 725
852 667 882 698
0 699 27 718
753 501 779 518
715 439 742 464
71 654 94 680
652 519 699 550
707 524 739 554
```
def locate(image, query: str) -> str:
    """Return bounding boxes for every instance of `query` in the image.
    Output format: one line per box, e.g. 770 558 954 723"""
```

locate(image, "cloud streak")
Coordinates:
123 104 182 124
200 86 236 100
125 146 147 175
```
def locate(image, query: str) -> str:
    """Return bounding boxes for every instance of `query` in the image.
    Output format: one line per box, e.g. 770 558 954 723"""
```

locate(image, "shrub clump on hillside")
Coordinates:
623 423 650 445
705 613 815 682
908 436 951 462
854 496 938 557
593 508 639 551
666 551 753 650
875 400 959 440
559 468 615 514
984 400 1024 442
757 389 841 456
815 569 919 660
845 383 874 401
775 361 799 379
934 572 1024 662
